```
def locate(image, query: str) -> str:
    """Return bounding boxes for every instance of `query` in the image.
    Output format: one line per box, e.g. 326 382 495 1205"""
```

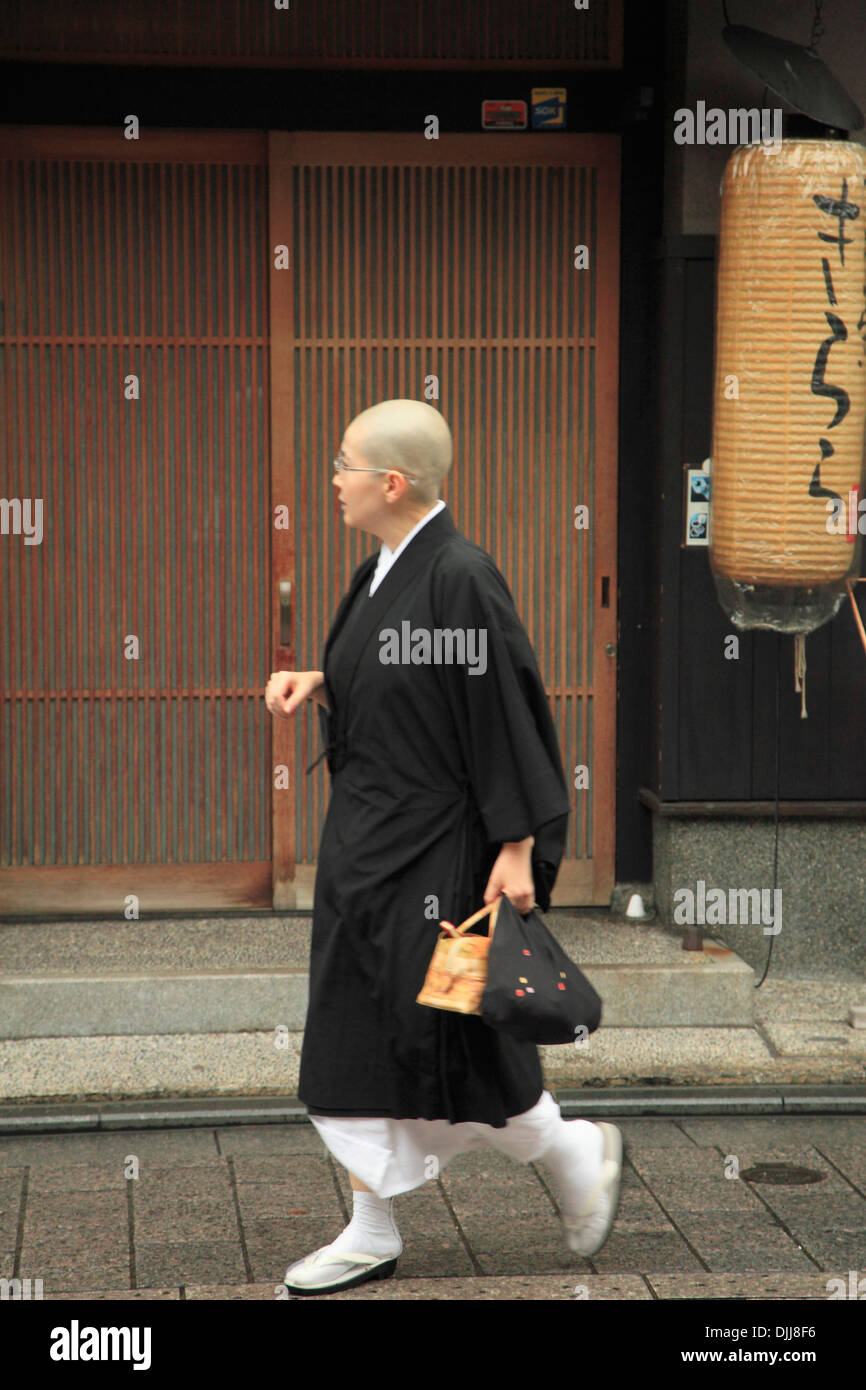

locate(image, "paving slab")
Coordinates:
0 1175 23 1249
235 1177 336 1223
660 1212 819 1272
46 1288 181 1300
0 1128 219 1165
134 1240 248 1289
677 1115 866 1146
645 1271 850 1299
134 1196 240 1244
26 1164 131 1194
814 1144 866 1188
591 1231 707 1271
17 1258 133 1294
214 1124 326 1156
21 1190 127 1244
128 1164 235 1195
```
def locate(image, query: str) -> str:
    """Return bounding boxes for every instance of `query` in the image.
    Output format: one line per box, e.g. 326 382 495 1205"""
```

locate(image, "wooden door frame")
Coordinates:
268 132 619 909
268 132 296 910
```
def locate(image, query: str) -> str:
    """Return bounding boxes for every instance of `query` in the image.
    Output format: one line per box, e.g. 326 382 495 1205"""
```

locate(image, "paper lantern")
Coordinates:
709 139 866 636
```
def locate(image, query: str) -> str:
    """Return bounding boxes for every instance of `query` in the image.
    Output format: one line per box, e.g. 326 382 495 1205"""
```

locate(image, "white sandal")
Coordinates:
284 1243 399 1296
562 1122 624 1257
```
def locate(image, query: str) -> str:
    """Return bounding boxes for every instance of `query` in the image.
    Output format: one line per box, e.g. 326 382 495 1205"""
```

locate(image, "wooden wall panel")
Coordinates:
0 0 624 68
0 129 271 911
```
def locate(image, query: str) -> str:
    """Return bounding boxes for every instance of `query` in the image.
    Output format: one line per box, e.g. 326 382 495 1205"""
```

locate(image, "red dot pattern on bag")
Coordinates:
515 989 525 997
558 982 566 990
523 949 531 956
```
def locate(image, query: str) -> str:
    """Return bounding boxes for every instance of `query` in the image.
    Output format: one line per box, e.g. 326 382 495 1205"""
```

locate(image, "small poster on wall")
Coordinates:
685 460 711 546
531 88 567 129
481 100 527 130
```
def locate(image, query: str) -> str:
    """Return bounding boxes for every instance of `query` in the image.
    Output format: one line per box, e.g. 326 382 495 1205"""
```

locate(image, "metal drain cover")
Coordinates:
741 1163 826 1186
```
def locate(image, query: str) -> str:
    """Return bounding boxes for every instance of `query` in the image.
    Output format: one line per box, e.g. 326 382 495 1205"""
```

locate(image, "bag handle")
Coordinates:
452 898 501 936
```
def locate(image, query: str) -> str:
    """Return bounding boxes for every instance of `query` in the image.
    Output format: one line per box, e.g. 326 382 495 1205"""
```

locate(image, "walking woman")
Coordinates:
265 400 623 1296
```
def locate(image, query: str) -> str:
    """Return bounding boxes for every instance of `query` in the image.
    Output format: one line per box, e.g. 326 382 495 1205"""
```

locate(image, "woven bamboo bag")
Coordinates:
415 900 500 1016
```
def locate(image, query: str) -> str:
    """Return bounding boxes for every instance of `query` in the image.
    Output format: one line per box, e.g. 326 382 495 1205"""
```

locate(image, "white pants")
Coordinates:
309 1089 564 1198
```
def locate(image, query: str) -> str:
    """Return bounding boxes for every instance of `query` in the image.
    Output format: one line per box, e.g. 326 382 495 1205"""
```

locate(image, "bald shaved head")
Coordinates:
347 399 452 504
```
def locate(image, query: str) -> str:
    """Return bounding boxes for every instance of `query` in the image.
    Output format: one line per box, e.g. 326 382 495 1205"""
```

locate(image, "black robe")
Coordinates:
297 505 570 1128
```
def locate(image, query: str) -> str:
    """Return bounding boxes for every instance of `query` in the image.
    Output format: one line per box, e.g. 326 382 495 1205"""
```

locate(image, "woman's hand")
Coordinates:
265 670 329 716
483 836 536 914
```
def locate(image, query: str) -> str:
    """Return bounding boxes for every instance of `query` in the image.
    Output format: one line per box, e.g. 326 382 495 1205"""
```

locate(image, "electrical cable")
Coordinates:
755 631 781 987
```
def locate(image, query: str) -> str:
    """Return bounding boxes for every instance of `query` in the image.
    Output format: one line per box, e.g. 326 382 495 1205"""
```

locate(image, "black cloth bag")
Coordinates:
480 893 602 1044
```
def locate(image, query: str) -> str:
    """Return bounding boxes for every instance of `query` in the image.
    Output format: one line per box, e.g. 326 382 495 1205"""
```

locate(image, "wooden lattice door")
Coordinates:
269 133 619 907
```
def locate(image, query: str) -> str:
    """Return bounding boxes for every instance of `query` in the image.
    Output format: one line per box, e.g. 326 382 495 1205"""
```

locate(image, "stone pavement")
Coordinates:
1 1104 864 1301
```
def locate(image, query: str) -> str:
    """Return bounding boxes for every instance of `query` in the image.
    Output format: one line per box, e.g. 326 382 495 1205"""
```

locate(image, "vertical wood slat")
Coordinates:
0 130 270 889
279 134 619 901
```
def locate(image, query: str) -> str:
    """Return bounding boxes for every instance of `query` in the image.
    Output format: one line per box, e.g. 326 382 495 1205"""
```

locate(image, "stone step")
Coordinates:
0 913 755 1037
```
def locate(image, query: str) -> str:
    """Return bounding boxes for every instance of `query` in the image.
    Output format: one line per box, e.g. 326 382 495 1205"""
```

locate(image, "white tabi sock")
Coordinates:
326 1190 402 1259
536 1118 605 1223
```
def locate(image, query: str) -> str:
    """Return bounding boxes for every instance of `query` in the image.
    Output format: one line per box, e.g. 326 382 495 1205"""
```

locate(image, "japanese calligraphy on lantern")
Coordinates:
810 177 862 540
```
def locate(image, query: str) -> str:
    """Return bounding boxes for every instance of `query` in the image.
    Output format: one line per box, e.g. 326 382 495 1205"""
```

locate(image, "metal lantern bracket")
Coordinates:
721 0 864 132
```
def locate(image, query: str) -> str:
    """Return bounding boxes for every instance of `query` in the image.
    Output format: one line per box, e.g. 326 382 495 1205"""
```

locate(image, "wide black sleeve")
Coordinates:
431 552 570 909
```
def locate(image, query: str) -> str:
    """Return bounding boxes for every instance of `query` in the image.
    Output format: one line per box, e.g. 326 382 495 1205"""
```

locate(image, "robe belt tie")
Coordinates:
305 744 474 801
305 737 348 775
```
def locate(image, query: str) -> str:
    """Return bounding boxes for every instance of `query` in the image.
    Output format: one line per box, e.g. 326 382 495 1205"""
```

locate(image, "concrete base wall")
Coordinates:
651 815 866 977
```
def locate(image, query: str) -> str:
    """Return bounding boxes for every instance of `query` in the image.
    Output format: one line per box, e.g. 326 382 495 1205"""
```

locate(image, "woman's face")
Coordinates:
333 431 388 536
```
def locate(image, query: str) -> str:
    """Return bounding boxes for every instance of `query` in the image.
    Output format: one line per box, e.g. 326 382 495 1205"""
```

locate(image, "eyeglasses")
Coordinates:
333 455 418 485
